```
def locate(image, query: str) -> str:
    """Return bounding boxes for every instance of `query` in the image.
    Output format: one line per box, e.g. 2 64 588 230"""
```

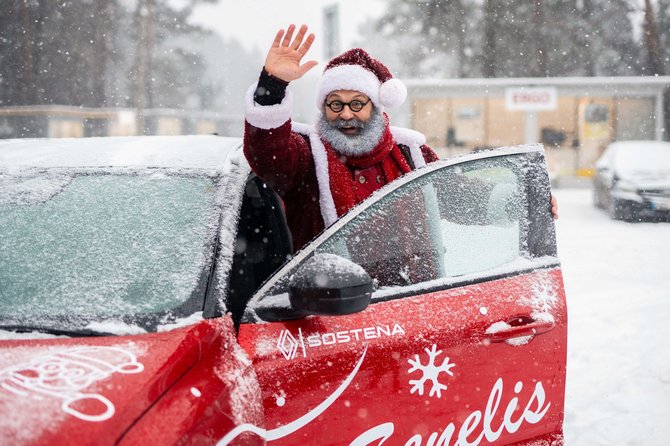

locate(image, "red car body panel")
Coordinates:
0 317 262 446
119 318 264 446
1 265 566 446
235 269 567 445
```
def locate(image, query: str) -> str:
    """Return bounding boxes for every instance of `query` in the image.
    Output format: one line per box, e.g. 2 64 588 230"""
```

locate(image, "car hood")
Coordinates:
618 170 670 189
0 318 229 445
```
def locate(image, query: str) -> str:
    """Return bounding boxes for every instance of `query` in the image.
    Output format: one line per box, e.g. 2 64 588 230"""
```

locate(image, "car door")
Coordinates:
228 147 567 446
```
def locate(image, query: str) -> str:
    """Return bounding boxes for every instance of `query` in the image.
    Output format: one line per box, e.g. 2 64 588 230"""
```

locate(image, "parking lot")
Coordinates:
555 187 670 445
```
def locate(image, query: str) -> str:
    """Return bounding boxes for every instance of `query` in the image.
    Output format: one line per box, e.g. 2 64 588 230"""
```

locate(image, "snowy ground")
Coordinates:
554 187 670 446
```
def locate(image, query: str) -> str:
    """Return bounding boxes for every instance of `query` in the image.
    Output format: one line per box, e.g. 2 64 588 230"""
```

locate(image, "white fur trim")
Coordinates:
245 82 293 130
308 130 338 227
312 125 428 227
379 78 407 108
390 126 427 168
291 121 313 136
316 65 381 109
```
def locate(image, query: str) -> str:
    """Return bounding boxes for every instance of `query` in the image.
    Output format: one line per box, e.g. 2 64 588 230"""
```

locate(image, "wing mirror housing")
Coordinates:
289 253 373 316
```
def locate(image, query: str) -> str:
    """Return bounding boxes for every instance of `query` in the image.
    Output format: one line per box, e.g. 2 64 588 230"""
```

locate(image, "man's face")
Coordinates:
324 90 373 136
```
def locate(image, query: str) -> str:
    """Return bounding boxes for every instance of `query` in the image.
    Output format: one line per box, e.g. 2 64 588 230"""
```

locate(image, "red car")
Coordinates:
0 135 567 445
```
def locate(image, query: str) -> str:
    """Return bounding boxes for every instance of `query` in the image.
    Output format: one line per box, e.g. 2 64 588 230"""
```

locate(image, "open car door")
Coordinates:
226 145 567 446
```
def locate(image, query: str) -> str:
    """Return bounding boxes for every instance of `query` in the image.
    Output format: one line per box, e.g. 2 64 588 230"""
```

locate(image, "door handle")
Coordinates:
485 317 555 343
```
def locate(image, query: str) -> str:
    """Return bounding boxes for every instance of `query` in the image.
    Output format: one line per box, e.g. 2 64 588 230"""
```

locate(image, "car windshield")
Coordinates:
0 172 220 331
614 142 670 176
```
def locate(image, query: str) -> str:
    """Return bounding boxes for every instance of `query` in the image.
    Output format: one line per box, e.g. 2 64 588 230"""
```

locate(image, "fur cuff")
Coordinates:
245 82 293 130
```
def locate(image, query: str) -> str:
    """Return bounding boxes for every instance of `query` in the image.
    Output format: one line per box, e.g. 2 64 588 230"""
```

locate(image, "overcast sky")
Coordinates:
189 0 386 63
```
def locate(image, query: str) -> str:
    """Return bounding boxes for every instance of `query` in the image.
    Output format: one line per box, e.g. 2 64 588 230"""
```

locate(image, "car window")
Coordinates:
247 150 554 322
316 156 526 287
222 174 293 325
0 173 219 326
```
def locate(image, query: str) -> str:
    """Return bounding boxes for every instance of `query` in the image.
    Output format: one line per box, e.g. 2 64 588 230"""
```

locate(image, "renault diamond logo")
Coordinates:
277 328 306 359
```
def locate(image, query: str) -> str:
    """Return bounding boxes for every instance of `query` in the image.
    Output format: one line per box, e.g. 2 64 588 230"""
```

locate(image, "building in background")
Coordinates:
397 76 670 177
2 76 668 179
0 106 243 139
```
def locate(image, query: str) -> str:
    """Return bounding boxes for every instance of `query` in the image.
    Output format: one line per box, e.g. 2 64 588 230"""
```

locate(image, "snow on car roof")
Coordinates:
0 135 243 172
607 140 670 172
608 140 670 151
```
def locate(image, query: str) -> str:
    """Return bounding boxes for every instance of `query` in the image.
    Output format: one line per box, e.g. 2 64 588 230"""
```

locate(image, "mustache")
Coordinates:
331 118 365 130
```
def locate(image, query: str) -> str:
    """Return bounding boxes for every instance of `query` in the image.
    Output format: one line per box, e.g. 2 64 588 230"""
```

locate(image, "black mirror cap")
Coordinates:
289 253 373 316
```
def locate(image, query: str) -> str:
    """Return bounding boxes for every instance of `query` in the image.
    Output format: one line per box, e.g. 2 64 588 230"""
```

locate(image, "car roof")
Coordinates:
605 140 670 172
0 135 243 172
607 140 670 152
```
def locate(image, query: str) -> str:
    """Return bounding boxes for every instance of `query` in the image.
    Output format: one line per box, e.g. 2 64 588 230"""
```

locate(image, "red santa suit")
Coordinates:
243 48 439 251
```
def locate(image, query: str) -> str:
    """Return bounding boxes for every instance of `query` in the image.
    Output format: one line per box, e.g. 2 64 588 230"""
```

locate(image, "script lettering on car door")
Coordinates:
350 377 550 446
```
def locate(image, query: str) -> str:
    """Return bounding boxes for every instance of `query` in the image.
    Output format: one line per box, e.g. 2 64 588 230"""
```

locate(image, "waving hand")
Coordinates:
265 24 318 82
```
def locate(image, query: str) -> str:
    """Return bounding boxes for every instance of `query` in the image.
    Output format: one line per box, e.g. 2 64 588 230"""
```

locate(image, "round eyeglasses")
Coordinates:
325 99 370 113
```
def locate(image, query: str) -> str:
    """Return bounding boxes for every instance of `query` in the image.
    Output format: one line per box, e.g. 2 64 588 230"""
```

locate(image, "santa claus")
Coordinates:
244 24 440 252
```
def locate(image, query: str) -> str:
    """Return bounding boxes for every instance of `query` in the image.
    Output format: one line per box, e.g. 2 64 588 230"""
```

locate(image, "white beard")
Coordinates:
316 109 386 157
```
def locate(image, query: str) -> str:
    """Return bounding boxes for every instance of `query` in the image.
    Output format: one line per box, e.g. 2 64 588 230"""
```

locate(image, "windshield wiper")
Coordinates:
0 324 113 337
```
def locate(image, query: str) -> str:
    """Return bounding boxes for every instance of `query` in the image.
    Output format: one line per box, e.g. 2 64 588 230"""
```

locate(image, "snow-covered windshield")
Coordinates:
0 172 219 330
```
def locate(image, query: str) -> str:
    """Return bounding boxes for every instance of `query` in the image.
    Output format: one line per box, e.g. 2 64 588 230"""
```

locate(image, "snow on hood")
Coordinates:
615 176 670 190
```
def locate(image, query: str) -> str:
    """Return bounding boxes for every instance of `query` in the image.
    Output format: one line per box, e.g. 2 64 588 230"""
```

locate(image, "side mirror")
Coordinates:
289 253 373 316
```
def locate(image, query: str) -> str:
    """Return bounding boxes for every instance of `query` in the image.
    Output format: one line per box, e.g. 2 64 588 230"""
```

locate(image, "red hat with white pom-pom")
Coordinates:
315 48 407 111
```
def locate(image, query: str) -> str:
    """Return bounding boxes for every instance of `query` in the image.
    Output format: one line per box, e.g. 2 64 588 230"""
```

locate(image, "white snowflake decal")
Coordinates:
407 344 456 398
523 279 558 313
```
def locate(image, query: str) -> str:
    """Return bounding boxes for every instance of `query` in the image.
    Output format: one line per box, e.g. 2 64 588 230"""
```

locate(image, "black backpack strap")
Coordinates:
397 143 416 170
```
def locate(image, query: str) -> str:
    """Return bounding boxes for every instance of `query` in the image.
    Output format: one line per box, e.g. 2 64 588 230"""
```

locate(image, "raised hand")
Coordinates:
265 24 318 82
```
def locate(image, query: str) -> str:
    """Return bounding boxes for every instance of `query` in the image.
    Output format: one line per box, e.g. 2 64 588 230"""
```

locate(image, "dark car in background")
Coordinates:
593 140 670 221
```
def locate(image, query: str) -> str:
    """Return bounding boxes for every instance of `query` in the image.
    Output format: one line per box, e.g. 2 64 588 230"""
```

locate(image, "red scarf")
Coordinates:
321 119 412 219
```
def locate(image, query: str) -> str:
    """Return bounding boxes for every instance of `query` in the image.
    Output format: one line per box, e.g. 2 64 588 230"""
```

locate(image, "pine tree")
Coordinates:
363 0 643 78
0 0 223 109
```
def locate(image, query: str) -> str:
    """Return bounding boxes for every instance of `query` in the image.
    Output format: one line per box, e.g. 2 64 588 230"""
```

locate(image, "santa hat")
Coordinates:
315 48 407 111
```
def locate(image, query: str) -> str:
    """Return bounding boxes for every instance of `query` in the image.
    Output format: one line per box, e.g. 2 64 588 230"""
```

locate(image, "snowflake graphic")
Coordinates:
407 344 456 398
523 279 558 313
